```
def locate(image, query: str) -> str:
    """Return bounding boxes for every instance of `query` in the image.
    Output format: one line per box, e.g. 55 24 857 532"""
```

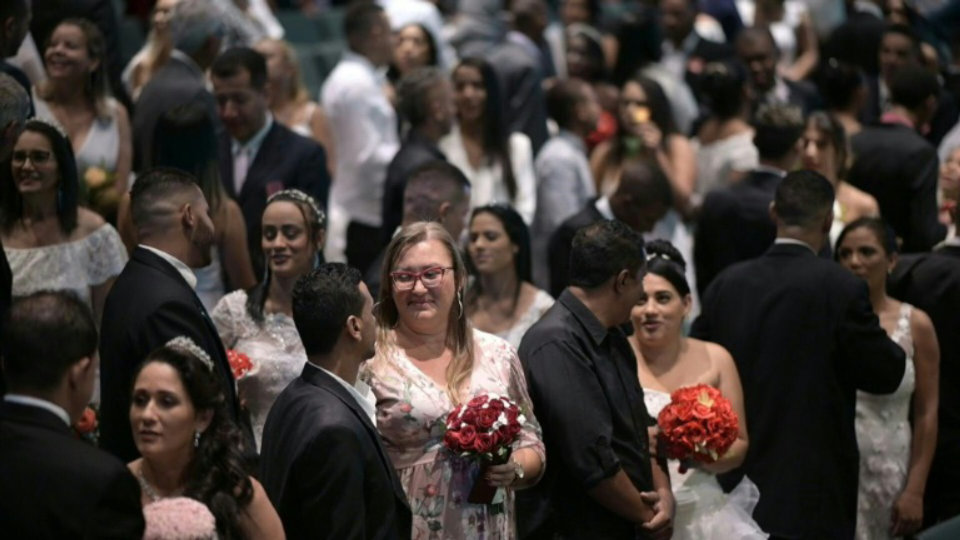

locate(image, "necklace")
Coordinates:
137 465 182 502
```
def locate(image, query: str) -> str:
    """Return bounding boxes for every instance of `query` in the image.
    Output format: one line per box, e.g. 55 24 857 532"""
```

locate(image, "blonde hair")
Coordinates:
257 38 310 105
375 222 474 404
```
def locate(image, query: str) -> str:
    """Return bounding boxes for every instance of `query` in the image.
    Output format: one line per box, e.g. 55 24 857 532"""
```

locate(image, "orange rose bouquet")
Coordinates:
657 384 739 472
74 404 99 445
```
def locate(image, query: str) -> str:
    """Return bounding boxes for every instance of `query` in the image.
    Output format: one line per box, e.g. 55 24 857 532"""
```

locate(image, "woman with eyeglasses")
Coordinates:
211 189 325 451
361 222 545 538
1 119 127 325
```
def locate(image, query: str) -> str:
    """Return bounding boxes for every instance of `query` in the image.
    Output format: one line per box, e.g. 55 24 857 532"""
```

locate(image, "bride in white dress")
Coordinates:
835 218 940 539
629 240 767 540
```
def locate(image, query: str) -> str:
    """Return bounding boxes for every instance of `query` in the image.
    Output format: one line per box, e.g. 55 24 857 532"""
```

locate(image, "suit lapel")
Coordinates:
239 123 279 201
219 134 236 198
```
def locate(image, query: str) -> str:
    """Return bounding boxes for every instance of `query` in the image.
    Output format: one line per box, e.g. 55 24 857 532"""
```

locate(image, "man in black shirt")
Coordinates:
518 220 673 539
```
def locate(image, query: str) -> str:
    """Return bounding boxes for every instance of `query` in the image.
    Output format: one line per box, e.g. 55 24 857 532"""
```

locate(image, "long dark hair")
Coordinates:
465 205 533 310
645 239 691 296
1 119 80 235
701 60 748 121
245 190 326 322
611 75 676 166
454 57 518 201
834 216 899 259
806 111 848 181
153 102 224 213
133 345 252 540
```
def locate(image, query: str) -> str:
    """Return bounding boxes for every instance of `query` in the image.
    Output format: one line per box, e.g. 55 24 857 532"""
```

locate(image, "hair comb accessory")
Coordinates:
29 117 69 140
165 336 214 372
646 252 673 262
267 189 326 228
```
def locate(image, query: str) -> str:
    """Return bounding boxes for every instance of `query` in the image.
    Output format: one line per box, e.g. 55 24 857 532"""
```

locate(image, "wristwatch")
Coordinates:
511 460 525 484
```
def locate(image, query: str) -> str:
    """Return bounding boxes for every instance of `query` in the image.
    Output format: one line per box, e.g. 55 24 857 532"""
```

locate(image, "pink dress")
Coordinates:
362 329 545 539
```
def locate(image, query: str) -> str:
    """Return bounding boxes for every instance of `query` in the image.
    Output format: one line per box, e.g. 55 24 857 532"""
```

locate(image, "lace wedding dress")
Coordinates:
855 303 916 540
643 388 769 540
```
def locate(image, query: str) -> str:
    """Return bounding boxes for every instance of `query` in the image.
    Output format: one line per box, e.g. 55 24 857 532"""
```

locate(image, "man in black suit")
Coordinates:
849 63 947 253
133 0 223 171
0 0 33 114
487 0 550 154
736 27 820 115
99 168 240 462
658 0 735 105
691 170 906 539
890 212 960 527
261 263 412 539
212 47 330 276
0 292 145 538
695 103 804 297
380 67 454 247
547 160 671 298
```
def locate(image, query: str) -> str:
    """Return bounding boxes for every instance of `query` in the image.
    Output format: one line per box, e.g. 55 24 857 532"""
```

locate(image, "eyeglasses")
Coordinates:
390 266 453 290
11 150 53 166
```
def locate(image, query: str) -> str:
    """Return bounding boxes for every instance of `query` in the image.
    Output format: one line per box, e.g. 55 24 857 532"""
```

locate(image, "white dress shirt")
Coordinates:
321 51 400 228
139 245 198 289
311 363 377 425
439 126 537 224
231 113 274 194
4 394 71 426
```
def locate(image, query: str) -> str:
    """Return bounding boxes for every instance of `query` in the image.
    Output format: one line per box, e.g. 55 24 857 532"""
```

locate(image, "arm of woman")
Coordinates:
114 102 133 195
589 141 614 194
658 135 697 213
892 309 940 536
510 133 537 225
310 103 337 178
239 477 286 540
116 193 137 253
221 199 257 291
91 276 116 326
784 12 819 82
701 342 749 474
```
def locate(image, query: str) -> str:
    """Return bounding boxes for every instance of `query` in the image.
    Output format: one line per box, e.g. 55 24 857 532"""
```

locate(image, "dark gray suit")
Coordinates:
488 34 549 155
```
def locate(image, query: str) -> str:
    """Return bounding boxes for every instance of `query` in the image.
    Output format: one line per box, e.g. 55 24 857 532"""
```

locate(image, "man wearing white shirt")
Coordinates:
261 263 412 539
322 3 399 272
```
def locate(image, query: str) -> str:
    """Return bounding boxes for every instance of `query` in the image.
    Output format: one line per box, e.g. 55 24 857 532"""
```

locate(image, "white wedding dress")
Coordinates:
855 303 916 540
643 389 769 540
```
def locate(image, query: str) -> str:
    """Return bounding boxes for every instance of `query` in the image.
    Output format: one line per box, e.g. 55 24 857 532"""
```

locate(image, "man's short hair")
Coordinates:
0 0 28 20
211 47 268 91
617 160 672 209
752 104 805 159
396 67 446 128
293 263 366 355
882 23 921 51
890 63 939 110
569 220 646 289
736 25 779 56
403 160 471 222
169 0 224 55
1 291 97 392
774 170 835 228
130 167 201 232
344 2 385 44
0 72 29 128
547 78 590 130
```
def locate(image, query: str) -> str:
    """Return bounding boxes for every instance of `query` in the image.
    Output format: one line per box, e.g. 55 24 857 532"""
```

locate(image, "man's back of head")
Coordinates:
752 103 805 165
402 160 471 239
1 291 97 411
169 0 224 65
569 219 646 291
0 72 29 159
292 262 370 361
344 2 390 65
773 170 835 232
396 67 452 136
611 160 672 233
889 63 939 115
509 0 548 41
547 78 593 134
130 167 203 241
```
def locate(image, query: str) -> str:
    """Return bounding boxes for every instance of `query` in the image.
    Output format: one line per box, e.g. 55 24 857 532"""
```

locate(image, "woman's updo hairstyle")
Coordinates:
644 239 690 296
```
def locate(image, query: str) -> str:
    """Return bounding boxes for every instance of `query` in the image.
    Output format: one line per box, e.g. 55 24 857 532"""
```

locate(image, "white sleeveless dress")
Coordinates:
644 388 769 540
855 303 917 540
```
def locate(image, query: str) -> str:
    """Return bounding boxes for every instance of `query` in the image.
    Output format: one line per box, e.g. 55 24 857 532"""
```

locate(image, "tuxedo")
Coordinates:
694 168 782 297
691 243 906 539
890 243 960 524
0 401 145 538
546 200 604 298
99 247 239 462
849 122 947 252
218 121 330 276
260 364 412 540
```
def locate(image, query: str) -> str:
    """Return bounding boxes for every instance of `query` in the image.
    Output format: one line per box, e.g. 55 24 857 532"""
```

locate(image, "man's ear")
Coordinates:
769 201 778 224
66 356 94 390
181 202 195 230
613 268 631 293
436 201 452 222
346 314 363 342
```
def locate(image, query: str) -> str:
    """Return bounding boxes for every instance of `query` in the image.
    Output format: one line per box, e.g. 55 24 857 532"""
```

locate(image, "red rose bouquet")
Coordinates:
657 384 739 472
227 349 254 380
443 393 526 504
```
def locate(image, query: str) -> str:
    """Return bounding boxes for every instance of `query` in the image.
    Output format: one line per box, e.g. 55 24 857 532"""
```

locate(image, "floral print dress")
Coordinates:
362 329 545 540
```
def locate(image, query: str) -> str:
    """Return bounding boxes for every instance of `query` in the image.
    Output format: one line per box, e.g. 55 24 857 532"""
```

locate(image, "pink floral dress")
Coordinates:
362 329 545 539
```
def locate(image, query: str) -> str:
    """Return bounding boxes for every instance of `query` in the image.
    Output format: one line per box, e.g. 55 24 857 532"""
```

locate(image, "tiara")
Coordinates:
267 189 326 228
165 336 214 372
28 117 69 140
646 251 673 263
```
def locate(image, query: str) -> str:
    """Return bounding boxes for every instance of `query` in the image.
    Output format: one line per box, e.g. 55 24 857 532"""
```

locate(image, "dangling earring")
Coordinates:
457 290 464 320
194 430 201 448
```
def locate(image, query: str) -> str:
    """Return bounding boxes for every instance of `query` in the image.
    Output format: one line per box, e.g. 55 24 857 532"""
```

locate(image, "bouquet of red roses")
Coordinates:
443 393 526 503
227 349 254 380
657 384 739 472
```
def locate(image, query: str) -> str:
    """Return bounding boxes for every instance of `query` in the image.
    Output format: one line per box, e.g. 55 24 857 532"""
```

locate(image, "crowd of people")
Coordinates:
2 0 960 539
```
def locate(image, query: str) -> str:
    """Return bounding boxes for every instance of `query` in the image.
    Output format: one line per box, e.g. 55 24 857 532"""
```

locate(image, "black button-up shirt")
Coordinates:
517 289 655 539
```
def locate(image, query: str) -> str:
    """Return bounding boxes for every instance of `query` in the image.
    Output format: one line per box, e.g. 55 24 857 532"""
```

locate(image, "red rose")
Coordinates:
461 407 478 426
507 422 522 437
446 407 462 427
75 406 97 434
468 395 489 408
424 484 438 497
487 398 505 411
444 430 463 451
657 384 739 463
227 350 253 380
477 408 499 430
505 407 519 423
474 432 494 453
459 424 477 447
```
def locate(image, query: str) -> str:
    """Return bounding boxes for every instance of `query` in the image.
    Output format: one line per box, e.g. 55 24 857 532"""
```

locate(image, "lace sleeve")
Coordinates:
86 224 128 286
210 290 248 349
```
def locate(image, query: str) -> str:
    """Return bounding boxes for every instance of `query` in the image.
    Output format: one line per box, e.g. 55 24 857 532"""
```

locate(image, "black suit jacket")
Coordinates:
849 122 947 252
488 38 549 154
260 364 412 540
133 54 220 171
0 401 145 538
546 201 604 298
0 238 9 395
379 131 446 246
691 243 906 539
99 247 239 462
694 169 782 297
890 244 960 516
219 121 330 275
862 76 960 147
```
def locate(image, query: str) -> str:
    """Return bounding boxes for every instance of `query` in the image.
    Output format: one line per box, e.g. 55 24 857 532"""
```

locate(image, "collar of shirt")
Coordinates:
752 164 787 177
556 129 586 153
506 30 543 62
170 49 205 80
139 244 198 289
342 50 389 85
881 111 915 130
4 394 71 426
774 237 817 254
942 233 960 247
594 196 615 220
766 76 790 104
558 289 614 346
310 362 377 425
231 113 274 160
